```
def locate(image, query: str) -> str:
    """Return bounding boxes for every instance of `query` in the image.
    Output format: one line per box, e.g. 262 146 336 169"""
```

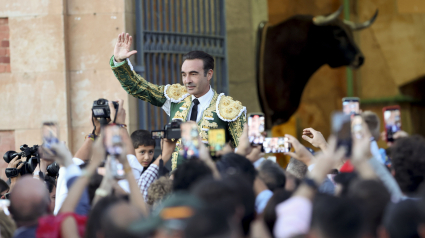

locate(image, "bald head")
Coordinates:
10 176 50 226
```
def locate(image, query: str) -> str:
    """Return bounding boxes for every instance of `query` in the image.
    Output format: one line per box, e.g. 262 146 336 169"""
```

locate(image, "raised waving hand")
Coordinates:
114 33 137 62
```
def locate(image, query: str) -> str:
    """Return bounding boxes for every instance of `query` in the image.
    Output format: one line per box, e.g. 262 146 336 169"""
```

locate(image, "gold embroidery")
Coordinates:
173 111 185 121
171 152 179 170
203 110 214 120
217 95 244 121
181 97 192 121
166 84 188 101
228 114 246 147
201 121 218 130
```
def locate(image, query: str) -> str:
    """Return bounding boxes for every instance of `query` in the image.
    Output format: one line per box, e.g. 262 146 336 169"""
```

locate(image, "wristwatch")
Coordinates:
303 177 319 190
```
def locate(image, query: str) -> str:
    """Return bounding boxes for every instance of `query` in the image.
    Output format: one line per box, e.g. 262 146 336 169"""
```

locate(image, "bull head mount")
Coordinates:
313 5 379 31
256 6 378 129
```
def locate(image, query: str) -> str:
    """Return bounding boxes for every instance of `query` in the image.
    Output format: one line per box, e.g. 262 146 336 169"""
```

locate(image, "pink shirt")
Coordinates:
273 196 312 238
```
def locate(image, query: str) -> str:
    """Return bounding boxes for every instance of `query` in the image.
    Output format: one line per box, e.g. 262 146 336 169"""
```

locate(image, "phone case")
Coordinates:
382 105 401 142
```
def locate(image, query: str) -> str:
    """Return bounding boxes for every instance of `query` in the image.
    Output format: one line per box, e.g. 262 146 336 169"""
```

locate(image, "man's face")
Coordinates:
135 145 155 167
181 59 212 98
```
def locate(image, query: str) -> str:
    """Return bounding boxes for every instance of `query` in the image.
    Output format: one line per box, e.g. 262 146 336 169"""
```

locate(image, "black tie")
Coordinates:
190 99 200 122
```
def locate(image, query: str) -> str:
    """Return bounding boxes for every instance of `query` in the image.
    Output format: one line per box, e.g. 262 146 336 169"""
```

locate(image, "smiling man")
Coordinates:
110 33 246 169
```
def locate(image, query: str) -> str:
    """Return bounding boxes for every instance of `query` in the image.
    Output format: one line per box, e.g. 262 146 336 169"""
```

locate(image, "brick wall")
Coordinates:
0 18 10 73
0 131 15 181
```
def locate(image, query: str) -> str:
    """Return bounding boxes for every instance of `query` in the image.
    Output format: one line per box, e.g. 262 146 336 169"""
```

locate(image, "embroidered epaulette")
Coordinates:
164 84 190 103
216 93 246 122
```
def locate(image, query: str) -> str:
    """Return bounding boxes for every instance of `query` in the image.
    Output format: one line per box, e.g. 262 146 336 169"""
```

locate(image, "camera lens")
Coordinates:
97 99 106 105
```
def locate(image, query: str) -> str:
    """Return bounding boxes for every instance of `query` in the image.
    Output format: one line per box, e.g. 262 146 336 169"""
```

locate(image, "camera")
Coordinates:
3 144 39 178
151 119 183 140
46 162 60 178
92 98 119 119
164 119 183 140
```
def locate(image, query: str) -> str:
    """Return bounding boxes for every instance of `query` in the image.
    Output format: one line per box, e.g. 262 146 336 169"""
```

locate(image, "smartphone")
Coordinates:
383 105 401 142
263 137 291 153
342 97 360 115
151 130 165 139
208 128 226 159
42 122 59 149
248 113 265 145
103 125 125 179
180 122 200 159
332 112 352 157
351 114 363 139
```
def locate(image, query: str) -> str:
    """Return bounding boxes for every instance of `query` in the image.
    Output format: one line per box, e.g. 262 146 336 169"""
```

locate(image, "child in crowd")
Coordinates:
130 130 156 172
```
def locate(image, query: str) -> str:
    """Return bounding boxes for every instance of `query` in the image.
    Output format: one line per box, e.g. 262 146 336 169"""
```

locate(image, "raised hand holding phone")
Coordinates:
180 121 200 159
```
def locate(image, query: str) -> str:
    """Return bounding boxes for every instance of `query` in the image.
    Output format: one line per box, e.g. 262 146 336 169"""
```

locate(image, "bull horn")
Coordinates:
313 5 343 26
344 9 379 31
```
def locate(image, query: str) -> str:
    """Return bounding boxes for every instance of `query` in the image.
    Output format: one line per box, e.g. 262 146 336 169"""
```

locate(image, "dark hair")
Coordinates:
312 194 364 238
184 206 231 238
333 172 358 197
85 196 124 238
100 202 143 238
44 176 56 193
191 175 255 236
146 176 173 206
263 189 292 235
361 111 380 140
131 130 155 149
348 179 391 237
173 160 213 192
382 199 422 238
182 51 214 76
390 135 425 195
258 160 286 191
216 153 257 186
0 179 9 194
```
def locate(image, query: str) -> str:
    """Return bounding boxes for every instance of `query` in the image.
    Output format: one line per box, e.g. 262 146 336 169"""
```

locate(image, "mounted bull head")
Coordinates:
257 6 378 129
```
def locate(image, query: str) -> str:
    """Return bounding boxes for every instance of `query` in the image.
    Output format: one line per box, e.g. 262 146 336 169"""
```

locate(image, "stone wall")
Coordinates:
0 0 136 156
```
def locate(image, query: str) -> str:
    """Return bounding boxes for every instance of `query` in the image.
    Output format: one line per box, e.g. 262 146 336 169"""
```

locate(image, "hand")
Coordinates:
7 157 24 170
216 143 234 157
236 124 253 156
109 99 126 124
161 138 178 158
50 142 74 167
302 128 327 149
309 136 346 182
351 120 373 164
114 33 137 62
285 134 315 166
93 115 101 135
246 146 263 163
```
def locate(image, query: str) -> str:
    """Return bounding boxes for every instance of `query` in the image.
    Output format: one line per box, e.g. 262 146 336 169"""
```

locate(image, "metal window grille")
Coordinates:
134 0 228 130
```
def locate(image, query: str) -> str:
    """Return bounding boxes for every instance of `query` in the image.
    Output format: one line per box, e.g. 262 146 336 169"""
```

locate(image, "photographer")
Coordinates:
6 157 24 192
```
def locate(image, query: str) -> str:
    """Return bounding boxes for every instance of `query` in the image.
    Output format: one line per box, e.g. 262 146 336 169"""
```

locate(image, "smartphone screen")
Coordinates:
208 128 226 158
332 112 352 157
248 113 265 145
263 137 291 153
42 122 59 149
103 125 125 179
384 107 401 142
342 97 360 115
151 130 165 139
180 122 200 159
351 114 363 139
103 125 123 156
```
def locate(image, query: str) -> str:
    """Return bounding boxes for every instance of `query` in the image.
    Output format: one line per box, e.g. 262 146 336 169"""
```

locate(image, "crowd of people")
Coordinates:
1 98 425 238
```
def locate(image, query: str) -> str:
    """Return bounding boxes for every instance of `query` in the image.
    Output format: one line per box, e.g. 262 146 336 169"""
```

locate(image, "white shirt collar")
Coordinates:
191 86 214 109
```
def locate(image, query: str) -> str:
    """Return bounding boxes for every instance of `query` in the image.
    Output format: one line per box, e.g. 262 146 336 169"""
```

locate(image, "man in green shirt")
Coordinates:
111 33 246 170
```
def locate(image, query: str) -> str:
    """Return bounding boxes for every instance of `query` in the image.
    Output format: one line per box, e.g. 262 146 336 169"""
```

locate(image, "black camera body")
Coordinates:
3 144 39 178
92 98 119 119
164 119 183 140
46 162 60 178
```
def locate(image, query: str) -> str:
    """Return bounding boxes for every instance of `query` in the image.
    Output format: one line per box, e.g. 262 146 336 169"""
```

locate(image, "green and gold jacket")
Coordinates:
110 57 246 169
